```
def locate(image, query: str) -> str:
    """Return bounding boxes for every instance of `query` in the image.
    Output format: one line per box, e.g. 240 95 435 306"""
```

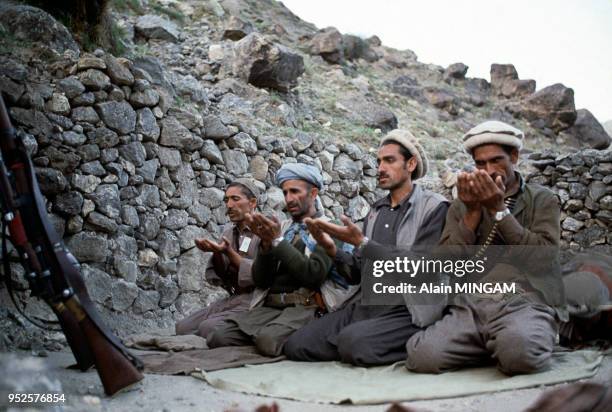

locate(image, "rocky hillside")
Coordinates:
0 0 610 351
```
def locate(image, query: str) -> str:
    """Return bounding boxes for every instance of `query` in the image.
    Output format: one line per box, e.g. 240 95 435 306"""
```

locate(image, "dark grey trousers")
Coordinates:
283 302 421 366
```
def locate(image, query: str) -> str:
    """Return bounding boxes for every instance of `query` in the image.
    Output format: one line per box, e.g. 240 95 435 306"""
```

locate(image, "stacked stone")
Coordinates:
2 50 385 333
527 149 612 250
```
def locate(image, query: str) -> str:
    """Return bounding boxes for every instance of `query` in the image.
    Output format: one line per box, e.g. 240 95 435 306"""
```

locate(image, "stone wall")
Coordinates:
1 49 390 340
526 149 612 250
1 49 610 350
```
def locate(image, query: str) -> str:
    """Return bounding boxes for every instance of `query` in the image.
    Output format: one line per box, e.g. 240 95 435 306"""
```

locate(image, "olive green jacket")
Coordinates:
440 176 565 308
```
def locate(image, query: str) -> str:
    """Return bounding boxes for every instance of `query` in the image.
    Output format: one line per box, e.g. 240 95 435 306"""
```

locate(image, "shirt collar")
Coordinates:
373 184 418 210
234 222 253 236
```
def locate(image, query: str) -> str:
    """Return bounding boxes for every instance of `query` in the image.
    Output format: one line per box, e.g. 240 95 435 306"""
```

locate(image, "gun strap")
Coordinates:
1 222 61 330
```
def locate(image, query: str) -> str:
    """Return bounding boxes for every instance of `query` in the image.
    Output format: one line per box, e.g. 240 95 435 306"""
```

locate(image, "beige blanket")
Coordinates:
195 350 605 404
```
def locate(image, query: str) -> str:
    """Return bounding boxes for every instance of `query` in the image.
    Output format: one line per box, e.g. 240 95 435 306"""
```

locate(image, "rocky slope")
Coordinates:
0 0 610 351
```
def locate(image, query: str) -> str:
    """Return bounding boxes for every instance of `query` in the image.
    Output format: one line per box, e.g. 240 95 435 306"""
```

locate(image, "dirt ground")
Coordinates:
6 348 610 412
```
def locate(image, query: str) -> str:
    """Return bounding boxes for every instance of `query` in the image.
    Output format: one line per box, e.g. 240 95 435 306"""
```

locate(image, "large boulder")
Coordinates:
135 14 180 43
0 4 79 55
519 83 577 132
563 109 611 149
343 34 378 62
490 63 535 98
500 79 536 98
490 63 518 91
310 27 344 64
443 63 468 83
233 33 304 92
339 98 398 133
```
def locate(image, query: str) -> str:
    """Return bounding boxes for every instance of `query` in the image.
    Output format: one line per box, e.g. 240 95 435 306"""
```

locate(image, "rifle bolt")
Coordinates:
62 289 71 297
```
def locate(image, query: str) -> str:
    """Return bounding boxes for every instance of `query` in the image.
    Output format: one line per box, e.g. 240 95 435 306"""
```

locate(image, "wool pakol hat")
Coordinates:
380 129 429 180
462 120 524 152
232 177 261 199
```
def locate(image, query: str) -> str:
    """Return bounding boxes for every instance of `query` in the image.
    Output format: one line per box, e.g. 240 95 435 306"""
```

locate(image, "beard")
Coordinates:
287 201 310 220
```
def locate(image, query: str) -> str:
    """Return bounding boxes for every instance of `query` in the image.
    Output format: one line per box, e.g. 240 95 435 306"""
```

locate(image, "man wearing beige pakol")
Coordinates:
175 178 261 338
406 120 566 375
284 130 449 366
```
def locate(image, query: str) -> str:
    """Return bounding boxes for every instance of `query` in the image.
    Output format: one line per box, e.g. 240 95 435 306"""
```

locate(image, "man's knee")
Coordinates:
197 319 220 339
283 330 308 360
206 322 241 348
494 328 553 375
404 333 446 373
337 328 370 366
336 326 393 367
254 328 286 357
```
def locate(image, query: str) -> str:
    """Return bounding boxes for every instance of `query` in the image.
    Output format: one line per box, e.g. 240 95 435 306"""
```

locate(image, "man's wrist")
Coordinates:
493 207 511 222
356 236 369 252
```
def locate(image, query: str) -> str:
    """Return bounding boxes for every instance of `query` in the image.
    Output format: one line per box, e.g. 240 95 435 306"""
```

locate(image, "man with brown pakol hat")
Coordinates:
405 120 566 375
175 178 261 338
284 129 449 366
206 163 353 357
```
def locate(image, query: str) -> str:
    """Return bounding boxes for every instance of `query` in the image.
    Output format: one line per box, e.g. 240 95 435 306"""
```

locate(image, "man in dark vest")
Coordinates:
284 129 449 366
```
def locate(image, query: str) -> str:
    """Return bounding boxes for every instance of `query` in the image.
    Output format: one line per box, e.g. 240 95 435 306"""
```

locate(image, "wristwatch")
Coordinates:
271 236 284 248
494 208 511 222
356 236 370 252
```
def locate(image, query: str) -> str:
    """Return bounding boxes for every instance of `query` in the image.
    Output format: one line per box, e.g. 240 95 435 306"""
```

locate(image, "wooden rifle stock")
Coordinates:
64 298 143 396
0 94 144 395
51 303 96 371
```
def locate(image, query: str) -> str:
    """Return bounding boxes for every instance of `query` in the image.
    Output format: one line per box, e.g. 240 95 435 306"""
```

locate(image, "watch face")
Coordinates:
496 209 509 221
